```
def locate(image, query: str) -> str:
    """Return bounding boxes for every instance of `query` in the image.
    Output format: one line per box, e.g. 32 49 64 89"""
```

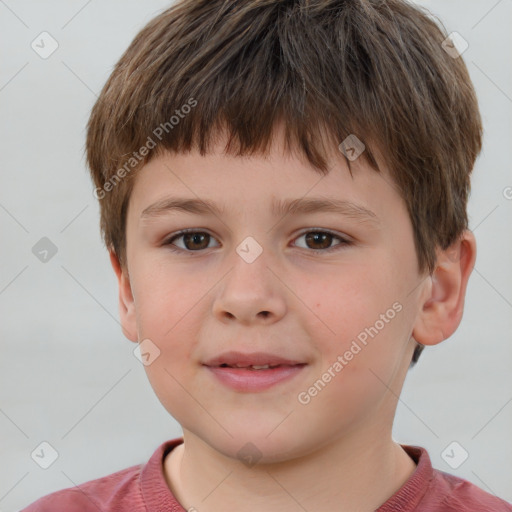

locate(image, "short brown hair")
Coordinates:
85 0 483 363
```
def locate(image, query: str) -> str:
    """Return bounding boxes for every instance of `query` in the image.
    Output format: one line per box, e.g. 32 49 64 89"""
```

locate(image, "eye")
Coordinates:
164 228 352 254
293 229 352 252
164 229 219 252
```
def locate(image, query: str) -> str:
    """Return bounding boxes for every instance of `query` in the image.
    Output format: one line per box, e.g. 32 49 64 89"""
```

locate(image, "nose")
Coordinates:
211 247 287 325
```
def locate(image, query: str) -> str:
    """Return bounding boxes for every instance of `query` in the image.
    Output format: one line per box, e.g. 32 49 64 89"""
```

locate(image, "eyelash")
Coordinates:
163 228 353 254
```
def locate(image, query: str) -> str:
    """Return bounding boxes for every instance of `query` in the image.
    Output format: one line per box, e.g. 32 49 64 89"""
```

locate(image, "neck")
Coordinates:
164 424 417 512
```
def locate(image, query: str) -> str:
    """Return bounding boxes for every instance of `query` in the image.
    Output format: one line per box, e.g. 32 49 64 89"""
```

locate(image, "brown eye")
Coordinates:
305 232 333 250
166 231 218 251
165 229 351 254
294 230 350 252
182 232 210 250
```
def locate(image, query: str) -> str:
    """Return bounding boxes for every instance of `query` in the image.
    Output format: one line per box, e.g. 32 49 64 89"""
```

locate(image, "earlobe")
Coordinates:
109 249 138 343
412 230 477 346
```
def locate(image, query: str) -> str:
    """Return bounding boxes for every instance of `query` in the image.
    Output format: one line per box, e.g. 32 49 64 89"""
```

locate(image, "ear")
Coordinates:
109 249 138 343
412 229 477 346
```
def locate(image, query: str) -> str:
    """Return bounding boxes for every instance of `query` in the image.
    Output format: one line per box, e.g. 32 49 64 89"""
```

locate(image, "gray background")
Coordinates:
1 0 511 510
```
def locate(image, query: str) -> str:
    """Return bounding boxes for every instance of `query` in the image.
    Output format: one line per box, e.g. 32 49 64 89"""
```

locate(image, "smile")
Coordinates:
203 351 308 392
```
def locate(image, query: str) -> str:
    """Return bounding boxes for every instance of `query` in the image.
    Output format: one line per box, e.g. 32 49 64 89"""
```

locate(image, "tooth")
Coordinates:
251 364 270 370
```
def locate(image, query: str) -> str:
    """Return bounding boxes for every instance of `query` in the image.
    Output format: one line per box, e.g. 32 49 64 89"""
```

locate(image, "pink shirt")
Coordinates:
20 438 512 511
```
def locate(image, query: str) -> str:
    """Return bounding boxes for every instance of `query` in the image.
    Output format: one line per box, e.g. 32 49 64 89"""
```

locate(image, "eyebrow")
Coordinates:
140 196 379 224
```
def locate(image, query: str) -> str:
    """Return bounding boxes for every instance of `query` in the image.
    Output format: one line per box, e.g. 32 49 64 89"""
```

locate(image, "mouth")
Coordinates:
203 351 307 392
216 363 302 370
203 351 306 368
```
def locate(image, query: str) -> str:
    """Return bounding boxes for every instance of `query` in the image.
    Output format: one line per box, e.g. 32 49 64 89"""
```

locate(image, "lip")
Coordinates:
203 351 307 392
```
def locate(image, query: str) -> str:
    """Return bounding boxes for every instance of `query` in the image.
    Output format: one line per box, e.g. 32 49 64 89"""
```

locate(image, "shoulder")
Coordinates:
429 468 512 511
19 463 143 512
390 445 512 512
19 438 184 512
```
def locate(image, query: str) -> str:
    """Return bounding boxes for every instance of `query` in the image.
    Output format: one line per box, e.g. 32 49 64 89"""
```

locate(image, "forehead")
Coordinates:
129 151 400 234
127 120 401 222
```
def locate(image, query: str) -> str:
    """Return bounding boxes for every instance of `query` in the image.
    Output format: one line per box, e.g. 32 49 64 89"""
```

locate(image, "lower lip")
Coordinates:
205 365 306 392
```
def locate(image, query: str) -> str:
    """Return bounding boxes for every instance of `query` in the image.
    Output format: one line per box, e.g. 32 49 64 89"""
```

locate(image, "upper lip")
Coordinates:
203 351 306 367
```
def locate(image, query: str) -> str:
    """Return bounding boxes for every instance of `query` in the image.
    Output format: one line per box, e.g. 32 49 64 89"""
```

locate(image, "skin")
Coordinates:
110 123 476 512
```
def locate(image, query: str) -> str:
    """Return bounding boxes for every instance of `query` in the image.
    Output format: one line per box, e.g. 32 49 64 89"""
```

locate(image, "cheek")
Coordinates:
299 262 400 339
133 260 204 338
143 362 205 437
299 261 410 383
132 266 203 399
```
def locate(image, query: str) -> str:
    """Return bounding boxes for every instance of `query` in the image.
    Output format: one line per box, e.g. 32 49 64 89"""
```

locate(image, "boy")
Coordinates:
21 0 512 510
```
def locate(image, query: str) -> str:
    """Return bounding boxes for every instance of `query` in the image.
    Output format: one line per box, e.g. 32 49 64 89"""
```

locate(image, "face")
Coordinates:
117 127 431 463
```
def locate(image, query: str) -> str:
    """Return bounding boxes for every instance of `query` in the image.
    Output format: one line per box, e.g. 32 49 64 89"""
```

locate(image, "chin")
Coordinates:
190 422 323 466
